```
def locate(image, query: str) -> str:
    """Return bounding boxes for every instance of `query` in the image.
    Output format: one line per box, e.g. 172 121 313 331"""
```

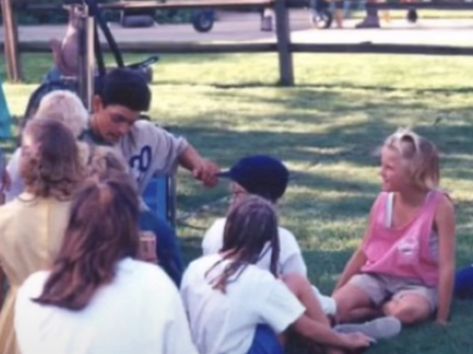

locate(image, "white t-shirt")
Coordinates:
202 218 307 277
181 254 305 354
201 218 338 316
15 258 197 354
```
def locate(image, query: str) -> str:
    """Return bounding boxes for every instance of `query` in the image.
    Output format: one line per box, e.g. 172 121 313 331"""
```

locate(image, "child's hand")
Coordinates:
192 160 219 187
342 332 374 350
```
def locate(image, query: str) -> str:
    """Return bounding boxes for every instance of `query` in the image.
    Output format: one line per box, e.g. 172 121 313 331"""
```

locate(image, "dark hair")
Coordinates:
33 176 140 310
20 118 83 199
95 68 151 111
206 195 280 292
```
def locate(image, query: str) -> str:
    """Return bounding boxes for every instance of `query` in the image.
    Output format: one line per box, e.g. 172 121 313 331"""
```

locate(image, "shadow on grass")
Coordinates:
173 116 473 170
298 82 473 95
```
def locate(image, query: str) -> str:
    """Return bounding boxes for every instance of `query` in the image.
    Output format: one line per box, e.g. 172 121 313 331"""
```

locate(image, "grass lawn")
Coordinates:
2 52 473 353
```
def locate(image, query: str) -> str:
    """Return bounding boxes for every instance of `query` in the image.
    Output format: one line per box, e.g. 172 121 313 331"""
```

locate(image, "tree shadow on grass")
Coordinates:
297 82 473 95
173 119 473 167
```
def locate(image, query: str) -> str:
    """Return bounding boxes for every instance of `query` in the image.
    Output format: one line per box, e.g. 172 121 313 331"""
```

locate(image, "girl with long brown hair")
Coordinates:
181 195 372 354
14 176 197 354
0 118 83 354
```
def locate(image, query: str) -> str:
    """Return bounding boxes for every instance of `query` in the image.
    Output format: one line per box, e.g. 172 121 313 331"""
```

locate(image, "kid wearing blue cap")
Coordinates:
200 155 402 343
204 155 335 314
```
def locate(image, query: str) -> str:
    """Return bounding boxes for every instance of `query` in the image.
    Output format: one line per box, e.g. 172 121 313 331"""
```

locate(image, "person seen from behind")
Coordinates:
5 89 88 202
15 176 197 354
85 147 183 271
0 118 83 354
182 195 372 354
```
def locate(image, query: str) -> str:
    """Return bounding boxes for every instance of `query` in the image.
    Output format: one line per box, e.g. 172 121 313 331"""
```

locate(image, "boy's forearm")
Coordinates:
177 145 219 187
178 145 201 172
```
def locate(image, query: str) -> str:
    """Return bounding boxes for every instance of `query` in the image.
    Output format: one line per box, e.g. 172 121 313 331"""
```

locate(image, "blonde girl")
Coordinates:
333 128 456 326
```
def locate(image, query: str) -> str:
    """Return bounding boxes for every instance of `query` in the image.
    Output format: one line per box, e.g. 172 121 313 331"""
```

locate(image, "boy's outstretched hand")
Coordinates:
192 159 219 187
179 145 220 187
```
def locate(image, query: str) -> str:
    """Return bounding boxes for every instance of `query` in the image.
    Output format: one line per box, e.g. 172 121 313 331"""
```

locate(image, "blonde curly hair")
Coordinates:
34 90 88 138
20 118 84 199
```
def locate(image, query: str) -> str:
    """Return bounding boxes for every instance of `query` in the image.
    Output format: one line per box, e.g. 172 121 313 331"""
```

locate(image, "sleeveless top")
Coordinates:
361 190 442 287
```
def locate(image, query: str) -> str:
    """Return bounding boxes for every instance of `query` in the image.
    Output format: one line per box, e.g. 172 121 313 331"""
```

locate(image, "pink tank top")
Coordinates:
361 190 441 287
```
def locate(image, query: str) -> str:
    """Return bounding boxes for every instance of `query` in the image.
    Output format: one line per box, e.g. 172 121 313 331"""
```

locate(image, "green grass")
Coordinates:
2 52 473 353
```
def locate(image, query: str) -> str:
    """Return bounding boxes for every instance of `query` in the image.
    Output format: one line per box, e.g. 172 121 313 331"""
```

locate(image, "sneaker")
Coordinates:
334 316 402 341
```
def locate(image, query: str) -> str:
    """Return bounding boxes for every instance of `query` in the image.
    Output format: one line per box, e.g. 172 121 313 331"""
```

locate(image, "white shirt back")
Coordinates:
181 254 305 354
202 218 307 276
15 258 197 354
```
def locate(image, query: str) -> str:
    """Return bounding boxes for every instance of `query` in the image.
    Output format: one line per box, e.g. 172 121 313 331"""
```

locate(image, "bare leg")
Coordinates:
383 294 431 325
347 307 382 322
333 284 374 324
283 275 356 354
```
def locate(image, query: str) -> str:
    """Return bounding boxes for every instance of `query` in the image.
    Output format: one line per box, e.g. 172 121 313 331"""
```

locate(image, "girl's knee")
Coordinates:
332 287 356 322
383 299 431 325
333 285 367 309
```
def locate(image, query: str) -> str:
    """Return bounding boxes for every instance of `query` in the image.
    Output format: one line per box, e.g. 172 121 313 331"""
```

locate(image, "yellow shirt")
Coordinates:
0 193 71 354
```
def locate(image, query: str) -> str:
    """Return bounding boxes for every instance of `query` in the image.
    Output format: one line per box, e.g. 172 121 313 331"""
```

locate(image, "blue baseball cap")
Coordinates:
219 155 289 202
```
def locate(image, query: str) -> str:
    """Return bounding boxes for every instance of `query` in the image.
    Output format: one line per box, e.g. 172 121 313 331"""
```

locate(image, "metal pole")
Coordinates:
77 3 95 111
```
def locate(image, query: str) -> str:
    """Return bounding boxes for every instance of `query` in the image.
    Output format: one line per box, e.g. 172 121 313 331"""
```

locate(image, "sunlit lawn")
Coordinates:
2 52 473 353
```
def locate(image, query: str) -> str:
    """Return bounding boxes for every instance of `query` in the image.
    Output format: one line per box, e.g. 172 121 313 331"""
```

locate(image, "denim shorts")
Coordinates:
247 325 283 354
